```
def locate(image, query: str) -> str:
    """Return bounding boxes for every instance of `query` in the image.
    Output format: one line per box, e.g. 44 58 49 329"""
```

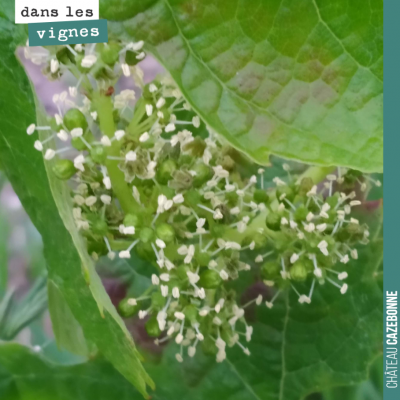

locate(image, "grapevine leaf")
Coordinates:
102 0 383 172
0 8 153 397
0 343 140 400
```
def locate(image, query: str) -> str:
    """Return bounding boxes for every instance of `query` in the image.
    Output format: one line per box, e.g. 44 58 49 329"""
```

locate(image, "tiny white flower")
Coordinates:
161 285 169 297
316 223 327 232
121 63 131 77
145 104 153 116
173 194 184 204
114 130 125 140
290 253 299 264
256 295 263 305
304 223 315 233
266 301 274 309
91 111 97 121
156 97 166 109
340 254 350 264
101 193 112 205
273 177 286 186
213 209 223 220
81 54 97 68
57 130 68 142
44 149 55 160
187 271 200 285
55 114 63 125
71 128 83 138
188 346 196 357
101 136 112 147
50 59 59 73
160 273 170 282
27 124 36 135
85 196 97 206
123 226 135 235
156 239 166 249
165 123 176 132
255 255 263 263
350 249 358 259
174 312 185 320
220 270 229 280
340 284 348 294
306 212 314 222
125 151 137 162
314 268 323 278
172 287 180 298
338 272 348 280
34 141 43 151
127 298 137 306
192 116 200 128
119 250 131 259
138 310 147 319
103 177 112 190
281 217 289 225
139 132 149 142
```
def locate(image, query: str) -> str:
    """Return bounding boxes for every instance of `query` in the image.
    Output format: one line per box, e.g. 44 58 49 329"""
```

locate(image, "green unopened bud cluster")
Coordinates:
24 40 379 364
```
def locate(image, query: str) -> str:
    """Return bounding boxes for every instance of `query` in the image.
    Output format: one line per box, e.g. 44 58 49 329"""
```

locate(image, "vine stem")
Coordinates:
93 93 139 214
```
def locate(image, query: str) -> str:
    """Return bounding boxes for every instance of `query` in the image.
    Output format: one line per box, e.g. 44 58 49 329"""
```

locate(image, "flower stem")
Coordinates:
93 93 138 214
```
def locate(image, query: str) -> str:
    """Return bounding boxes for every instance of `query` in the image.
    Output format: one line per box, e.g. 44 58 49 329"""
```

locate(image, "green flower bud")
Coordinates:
151 291 166 310
266 212 280 231
99 42 121 66
139 227 155 244
290 262 308 281
276 185 295 202
261 261 280 279
90 146 107 164
71 131 94 151
124 213 142 229
210 223 226 239
298 177 314 196
175 264 190 281
52 159 76 180
156 223 175 243
125 50 141 66
63 108 88 131
157 107 171 124
169 169 193 191
184 304 198 323
253 189 269 204
185 189 202 209
250 232 268 249
91 218 109 236
294 205 308 223
156 159 177 184
178 154 193 167
192 163 213 188
183 138 206 157
145 316 161 337
118 298 139 318
199 269 221 289
225 191 239 206
196 251 211 267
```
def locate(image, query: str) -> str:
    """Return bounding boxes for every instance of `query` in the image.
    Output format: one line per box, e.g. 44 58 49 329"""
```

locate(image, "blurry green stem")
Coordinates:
93 94 139 214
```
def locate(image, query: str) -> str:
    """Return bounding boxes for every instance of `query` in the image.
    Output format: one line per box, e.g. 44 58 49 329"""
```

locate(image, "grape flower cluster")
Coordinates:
24 40 380 363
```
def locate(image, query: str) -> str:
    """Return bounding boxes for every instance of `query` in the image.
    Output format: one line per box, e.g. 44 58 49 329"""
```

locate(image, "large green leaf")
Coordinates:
102 0 383 172
0 343 139 400
0 7 153 397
